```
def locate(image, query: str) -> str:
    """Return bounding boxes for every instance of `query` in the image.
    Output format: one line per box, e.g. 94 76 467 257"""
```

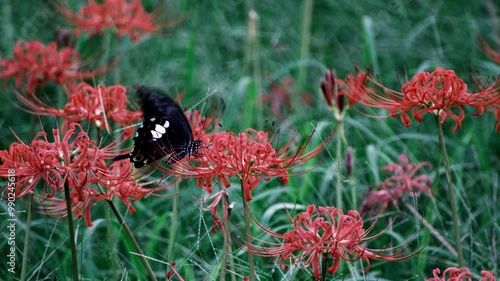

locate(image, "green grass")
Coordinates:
0 0 499 280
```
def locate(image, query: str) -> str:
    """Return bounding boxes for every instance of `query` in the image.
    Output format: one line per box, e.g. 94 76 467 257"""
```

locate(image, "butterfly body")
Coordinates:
114 86 200 168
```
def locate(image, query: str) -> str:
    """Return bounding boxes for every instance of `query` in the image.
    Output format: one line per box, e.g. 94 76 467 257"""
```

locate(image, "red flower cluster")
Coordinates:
170 128 326 201
0 40 107 92
0 123 166 226
60 0 169 41
94 159 171 214
17 82 142 138
361 154 432 214
427 267 496 281
244 205 418 280
352 67 500 131
184 109 214 141
0 124 108 198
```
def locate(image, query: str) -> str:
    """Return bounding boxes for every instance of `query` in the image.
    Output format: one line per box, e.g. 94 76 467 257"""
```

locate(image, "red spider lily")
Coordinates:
243 205 420 280
0 40 108 92
478 38 500 64
0 123 168 226
427 267 497 281
353 67 500 131
480 271 497 281
39 186 100 226
361 154 432 214
16 82 142 138
167 128 327 201
261 76 313 117
0 123 112 198
0 123 120 225
34 157 172 226
94 159 172 215
321 68 373 118
381 154 432 195
427 267 472 281
60 0 178 42
185 109 214 140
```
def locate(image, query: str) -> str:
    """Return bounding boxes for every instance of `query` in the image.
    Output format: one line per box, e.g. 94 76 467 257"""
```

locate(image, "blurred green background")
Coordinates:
0 0 498 280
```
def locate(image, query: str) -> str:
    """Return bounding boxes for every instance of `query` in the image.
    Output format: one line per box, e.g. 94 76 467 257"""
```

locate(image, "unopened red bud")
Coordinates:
54 28 75 48
320 70 336 108
346 147 354 177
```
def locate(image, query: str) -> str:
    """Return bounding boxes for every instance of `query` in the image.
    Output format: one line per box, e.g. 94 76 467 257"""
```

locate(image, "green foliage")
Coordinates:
0 0 498 280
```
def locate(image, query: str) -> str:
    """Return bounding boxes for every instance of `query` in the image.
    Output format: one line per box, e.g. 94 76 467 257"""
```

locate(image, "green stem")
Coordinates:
167 182 179 261
20 194 33 281
336 120 344 211
340 124 357 210
106 199 118 281
241 185 255 281
320 254 328 281
220 191 231 281
244 8 262 129
107 200 158 281
21 100 41 280
296 0 313 93
64 182 79 281
348 172 357 210
435 116 465 267
229 243 237 281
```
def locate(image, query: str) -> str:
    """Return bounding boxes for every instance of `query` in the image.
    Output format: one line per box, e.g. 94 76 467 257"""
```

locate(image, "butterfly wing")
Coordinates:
113 86 197 168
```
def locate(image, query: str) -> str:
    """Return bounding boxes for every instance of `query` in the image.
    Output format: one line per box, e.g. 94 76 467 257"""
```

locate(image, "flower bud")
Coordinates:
320 70 336 108
346 147 354 177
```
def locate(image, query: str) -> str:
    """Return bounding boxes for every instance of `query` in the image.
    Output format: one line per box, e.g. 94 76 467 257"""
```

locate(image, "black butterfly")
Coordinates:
113 86 201 168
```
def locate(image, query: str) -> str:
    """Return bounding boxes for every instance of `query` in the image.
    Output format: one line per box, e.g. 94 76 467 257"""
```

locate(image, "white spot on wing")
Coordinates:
150 117 156 122
151 130 162 139
155 124 166 134
164 120 169 128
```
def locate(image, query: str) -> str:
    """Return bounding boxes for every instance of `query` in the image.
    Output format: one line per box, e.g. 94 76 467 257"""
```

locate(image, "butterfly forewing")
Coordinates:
113 86 200 168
